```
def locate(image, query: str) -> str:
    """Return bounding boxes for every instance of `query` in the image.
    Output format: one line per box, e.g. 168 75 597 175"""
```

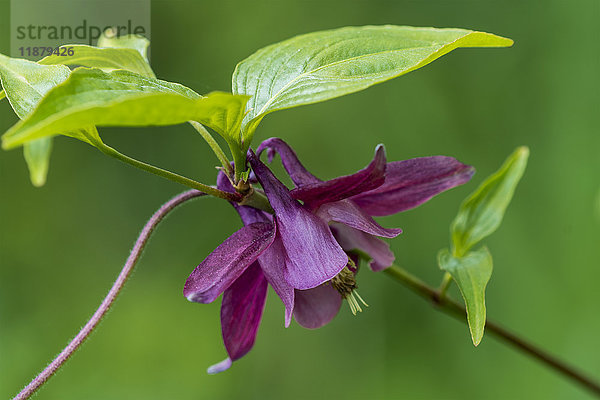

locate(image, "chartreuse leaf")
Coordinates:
0 54 71 119
23 138 52 186
0 90 5 101
0 53 72 186
39 45 155 78
233 25 513 146
38 30 153 78
40 31 153 76
438 247 493 346
451 147 529 256
1 68 248 150
439 147 528 346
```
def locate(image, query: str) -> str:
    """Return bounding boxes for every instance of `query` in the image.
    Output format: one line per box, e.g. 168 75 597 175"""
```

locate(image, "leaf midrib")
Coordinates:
4 91 198 145
0 59 62 99
252 44 441 118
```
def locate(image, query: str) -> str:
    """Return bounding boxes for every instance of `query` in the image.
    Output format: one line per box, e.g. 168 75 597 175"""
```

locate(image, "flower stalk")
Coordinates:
12 190 205 400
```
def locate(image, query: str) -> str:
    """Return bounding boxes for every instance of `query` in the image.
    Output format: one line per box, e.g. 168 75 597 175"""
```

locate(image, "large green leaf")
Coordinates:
0 53 72 186
233 25 513 144
39 45 155 78
451 147 529 256
1 68 248 149
438 247 493 346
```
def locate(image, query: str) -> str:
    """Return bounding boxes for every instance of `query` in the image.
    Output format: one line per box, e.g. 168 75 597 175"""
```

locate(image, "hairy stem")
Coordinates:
384 264 600 397
188 121 233 176
94 140 240 202
13 190 205 400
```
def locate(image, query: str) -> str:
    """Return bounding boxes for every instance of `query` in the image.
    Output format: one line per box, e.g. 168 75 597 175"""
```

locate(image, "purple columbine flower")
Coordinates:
257 137 475 273
256 138 474 326
183 151 348 373
183 138 474 373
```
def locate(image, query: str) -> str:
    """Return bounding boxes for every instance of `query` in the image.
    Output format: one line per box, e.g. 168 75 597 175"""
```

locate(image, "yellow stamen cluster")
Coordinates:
330 264 369 315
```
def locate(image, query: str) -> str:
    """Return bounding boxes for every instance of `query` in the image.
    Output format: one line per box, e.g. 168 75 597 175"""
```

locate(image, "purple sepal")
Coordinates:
316 200 401 238
183 222 275 303
351 156 475 216
257 234 296 327
221 263 268 362
290 145 386 208
248 150 347 290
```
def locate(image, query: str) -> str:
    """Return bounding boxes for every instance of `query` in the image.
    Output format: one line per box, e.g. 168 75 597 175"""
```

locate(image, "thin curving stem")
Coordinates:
13 189 205 400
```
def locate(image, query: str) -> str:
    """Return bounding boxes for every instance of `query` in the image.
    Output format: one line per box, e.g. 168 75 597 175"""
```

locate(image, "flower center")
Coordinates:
330 260 368 315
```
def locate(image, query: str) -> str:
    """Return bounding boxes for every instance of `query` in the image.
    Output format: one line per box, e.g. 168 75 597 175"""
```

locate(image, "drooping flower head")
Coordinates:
184 138 474 373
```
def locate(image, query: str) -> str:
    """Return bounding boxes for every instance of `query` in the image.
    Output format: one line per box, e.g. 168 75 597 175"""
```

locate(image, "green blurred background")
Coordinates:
1 0 599 399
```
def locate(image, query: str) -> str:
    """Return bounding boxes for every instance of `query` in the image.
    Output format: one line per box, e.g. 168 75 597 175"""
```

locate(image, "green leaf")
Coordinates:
438 247 493 346
451 147 529 256
23 137 52 187
1 68 248 150
98 31 151 61
0 53 70 119
0 53 72 186
0 90 5 101
39 45 155 78
233 25 513 145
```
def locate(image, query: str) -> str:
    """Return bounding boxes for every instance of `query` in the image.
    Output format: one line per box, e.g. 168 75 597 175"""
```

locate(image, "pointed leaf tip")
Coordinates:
24 138 52 187
233 25 514 142
451 146 529 256
439 247 493 346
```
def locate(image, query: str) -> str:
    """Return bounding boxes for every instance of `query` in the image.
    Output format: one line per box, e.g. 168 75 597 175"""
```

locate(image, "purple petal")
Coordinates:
316 200 402 238
220 262 268 363
257 235 295 327
207 358 232 374
351 156 475 216
217 168 288 325
183 222 275 303
280 217 347 290
293 284 342 329
248 151 347 290
257 138 320 186
290 145 387 208
333 223 395 271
